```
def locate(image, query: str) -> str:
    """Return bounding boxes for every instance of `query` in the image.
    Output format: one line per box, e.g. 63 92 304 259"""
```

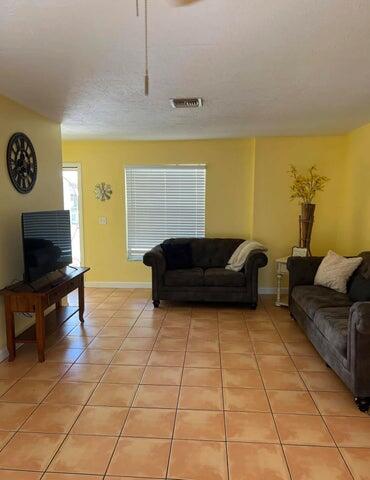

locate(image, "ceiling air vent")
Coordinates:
170 97 203 109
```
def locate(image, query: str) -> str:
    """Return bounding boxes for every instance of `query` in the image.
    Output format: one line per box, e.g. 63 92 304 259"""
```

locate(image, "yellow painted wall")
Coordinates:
63 135 351 289
338 123 370 254
0 95 63 354
253 136 348 287
62 139 254 283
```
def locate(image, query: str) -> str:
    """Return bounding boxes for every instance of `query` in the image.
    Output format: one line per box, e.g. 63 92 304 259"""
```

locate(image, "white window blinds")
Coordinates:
125 165 206 260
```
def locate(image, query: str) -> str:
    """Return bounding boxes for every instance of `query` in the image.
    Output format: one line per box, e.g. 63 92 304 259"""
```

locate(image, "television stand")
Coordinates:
0 267 90 362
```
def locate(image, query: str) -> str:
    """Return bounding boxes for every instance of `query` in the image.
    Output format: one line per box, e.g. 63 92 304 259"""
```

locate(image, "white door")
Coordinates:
62 164 84 266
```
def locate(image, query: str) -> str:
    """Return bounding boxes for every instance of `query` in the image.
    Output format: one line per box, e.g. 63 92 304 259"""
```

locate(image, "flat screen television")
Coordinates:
22 210 73 282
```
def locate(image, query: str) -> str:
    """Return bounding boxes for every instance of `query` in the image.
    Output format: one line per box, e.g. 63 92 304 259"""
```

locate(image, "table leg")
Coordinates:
78 276 85 324
5 299 15 362
275 273 282 307
35 303 45 362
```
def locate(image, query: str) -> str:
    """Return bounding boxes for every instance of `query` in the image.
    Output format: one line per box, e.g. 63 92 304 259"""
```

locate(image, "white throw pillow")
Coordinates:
314 250 362 294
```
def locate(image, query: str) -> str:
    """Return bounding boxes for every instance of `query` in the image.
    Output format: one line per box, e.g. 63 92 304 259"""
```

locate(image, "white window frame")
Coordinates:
62 162 85 266
125 164 206 261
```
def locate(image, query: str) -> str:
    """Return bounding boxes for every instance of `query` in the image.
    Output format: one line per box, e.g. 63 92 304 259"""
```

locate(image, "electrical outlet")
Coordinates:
99 216 107 225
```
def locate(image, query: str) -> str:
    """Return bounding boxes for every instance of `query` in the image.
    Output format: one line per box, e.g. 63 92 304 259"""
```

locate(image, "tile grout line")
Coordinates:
263 296 356 480
36 289 126 478
98 292 153 478
163 304 192 480
218 309 231 480
250 297 294 480
0 306 115 459
39 289 149 477
0 305 111 460
0 292 367 478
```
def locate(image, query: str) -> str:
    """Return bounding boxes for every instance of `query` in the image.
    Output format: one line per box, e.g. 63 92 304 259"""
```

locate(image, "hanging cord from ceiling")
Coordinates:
135 0 149 96
144 0 149 95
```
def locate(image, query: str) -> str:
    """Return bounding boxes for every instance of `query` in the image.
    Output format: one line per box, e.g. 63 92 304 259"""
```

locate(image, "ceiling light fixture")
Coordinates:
136 0 149 96
135 0 202 96
144 0 149 96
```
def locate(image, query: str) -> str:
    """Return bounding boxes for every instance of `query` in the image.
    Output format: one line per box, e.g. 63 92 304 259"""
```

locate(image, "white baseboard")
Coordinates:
0 343 24 363
0 346 9 363
259 287 288 295
85 281 288 295
85 281 152 289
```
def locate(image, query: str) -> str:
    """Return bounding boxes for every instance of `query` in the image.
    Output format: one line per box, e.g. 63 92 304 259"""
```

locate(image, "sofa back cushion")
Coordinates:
348 251 370 302
161 238 245 269
161 242 192 270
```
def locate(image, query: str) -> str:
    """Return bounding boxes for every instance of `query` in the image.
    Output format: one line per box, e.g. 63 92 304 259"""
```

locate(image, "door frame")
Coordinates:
62 162 85 267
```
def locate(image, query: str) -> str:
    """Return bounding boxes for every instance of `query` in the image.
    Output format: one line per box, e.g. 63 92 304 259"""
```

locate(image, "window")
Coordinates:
125 165 206 260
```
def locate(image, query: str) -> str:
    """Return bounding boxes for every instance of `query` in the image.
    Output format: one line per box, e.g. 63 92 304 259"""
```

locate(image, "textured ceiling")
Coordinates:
0 0 370 139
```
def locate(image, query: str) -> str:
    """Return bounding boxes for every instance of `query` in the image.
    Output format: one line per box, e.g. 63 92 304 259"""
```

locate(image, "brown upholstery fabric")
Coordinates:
161 237 244 269
291 285 352 319
143 238 268 308
288 252 370 398
204 268 245 287
313 307 350 356
165 267 204 287
348 252 370 302
190 238 244 268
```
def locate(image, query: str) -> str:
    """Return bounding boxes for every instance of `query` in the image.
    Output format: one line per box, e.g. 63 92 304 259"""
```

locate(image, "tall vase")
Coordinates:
299 203 315 255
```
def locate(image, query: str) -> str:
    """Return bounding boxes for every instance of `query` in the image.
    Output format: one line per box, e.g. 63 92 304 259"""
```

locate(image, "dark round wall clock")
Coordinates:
7 132 38 194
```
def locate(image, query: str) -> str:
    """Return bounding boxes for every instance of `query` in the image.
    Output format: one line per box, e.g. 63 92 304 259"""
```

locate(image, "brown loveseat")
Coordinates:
143 238 268 309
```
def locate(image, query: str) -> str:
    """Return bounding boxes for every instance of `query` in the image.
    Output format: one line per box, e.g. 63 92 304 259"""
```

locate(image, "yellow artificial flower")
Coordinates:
288 165 329 204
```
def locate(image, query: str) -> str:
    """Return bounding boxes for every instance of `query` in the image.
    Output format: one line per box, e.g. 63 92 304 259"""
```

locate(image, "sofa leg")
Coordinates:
249 303 257 310
354 396 370 413
153 300 160 308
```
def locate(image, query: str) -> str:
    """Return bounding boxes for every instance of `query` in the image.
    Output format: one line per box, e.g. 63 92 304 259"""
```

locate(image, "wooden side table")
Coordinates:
275 257 288 307
1 267 89 362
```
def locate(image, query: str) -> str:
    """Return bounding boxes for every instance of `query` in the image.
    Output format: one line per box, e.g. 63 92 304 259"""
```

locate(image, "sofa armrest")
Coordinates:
349 302 370 335
243 250 268 306
287 256 323 299
143 245 166 274
243 250 268 275
143 246 167 301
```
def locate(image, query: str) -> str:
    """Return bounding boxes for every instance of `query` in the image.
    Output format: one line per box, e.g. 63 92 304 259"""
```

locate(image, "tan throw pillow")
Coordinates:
314 250 362 294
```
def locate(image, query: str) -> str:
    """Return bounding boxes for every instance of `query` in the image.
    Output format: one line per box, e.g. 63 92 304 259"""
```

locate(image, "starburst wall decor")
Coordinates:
94 182 113 201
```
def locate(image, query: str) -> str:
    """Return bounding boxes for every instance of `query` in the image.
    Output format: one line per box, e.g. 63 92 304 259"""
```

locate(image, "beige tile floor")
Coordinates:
0 288 369 479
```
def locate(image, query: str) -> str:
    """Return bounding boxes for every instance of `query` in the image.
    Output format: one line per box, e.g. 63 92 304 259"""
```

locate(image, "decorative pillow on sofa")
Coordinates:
161 242 192 270
314 250 362 294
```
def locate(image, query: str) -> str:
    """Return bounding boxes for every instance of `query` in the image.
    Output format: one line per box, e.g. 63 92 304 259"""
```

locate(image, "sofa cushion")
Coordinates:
191 238 245 269
164 267 204 287
313 307 350 356
204 268 245 287
348 252 370 302
291 285 352 319
161 238 245 269
161 242 192 270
